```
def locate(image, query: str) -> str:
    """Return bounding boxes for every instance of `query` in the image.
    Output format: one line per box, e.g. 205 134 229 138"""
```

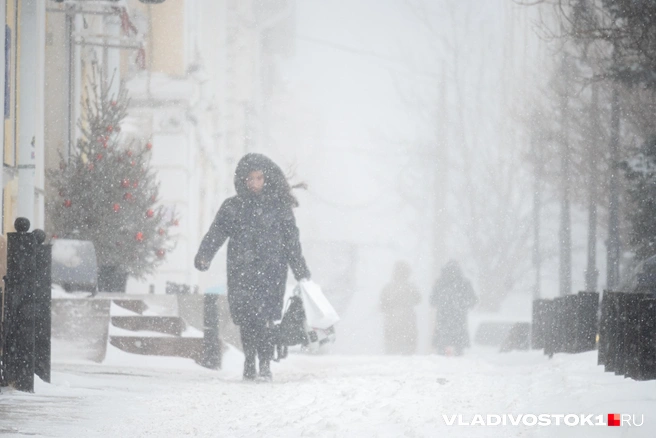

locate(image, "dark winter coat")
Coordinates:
194 154 311 324
430 263 477 352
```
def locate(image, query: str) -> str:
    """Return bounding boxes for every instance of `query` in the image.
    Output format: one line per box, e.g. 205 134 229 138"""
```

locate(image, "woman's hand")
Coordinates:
195 256 211 272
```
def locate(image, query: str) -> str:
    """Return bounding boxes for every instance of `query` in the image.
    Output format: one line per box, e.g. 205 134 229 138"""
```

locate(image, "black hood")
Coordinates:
234 153 295 205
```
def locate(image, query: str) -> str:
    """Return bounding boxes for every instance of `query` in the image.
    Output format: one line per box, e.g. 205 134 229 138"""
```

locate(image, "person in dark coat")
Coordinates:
379 261 422 355
194 153 311 381
430 260 477 356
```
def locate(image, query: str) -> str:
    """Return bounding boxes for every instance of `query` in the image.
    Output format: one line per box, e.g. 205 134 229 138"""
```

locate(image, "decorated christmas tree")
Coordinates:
47 62 177 288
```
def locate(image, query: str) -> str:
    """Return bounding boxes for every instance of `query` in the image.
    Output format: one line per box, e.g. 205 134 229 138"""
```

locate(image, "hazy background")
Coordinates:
250 0 566 354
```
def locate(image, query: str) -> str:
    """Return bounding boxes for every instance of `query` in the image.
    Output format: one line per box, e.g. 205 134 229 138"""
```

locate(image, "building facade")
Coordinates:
40 0 295 294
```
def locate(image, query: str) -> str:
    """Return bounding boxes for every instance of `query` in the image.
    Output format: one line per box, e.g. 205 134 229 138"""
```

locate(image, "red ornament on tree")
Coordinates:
63 199 72 208
146 209 154 218
88 163 95 171
158 228 165 236
172 219 179 226
130 161 136 167
107 125 114 133
110 100 117 107
156 249 166 259
121 179 130 188
124 192 133 201
96 153 103 161
97 135 108 148
135 232 144 242
132 180 138 188
126 150 133 157
146 142 153 151
113 203 121 212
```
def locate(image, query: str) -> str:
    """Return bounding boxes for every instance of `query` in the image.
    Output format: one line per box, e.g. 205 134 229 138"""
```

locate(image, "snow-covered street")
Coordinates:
1 347 654 437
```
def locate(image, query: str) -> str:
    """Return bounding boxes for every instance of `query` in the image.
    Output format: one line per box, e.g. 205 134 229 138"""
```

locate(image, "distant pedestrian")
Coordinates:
380 261 422 355
195 153 311 381
431 260 477 356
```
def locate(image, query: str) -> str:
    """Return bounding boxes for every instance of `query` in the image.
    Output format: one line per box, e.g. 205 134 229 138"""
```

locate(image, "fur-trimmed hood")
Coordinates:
233 153 297 206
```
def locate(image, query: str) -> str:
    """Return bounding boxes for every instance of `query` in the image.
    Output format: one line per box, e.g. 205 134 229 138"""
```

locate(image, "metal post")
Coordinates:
531 299 550 349
0 285 6 387
603 292 621 373
614 293 630 376
597 291 610 366
543 300 556 358
624 293 650 379
33 229 51 383
635 298 656 381
562 295 579 353
200 294 220 369
575 291 599 353
3 218 37 392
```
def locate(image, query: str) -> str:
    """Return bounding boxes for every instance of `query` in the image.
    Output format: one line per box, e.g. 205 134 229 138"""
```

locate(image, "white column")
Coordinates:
34 0 46 229
17 0 39 224
0 0 6 192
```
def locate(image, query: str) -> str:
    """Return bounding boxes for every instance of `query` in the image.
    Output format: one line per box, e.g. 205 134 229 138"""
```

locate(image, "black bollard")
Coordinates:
33 229 52 384
575 292 599 353
562 295 579 353
614 293 633 376
550 297 570 354
200 294 221 369
3 218 37 392
604 292 621 373
543 300 557 358
598 291 613 366
0 286 6 387
624 293 651 379
531 299 551 349
634 298 656 381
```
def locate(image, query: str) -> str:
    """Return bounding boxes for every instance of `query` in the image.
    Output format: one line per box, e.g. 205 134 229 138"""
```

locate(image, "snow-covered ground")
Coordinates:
1 345 654 437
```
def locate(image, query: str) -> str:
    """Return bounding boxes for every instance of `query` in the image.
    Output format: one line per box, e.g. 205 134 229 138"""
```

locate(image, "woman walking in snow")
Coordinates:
431 260 477 356
195 153 311 381
379 261 422 355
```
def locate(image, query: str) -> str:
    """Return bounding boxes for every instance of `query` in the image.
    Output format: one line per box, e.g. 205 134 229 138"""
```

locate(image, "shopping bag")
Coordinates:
295 280 340 329
278 295 308 347
272 281 339 359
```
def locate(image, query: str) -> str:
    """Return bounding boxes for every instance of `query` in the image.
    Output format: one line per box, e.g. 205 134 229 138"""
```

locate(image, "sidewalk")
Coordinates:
1 348 655 437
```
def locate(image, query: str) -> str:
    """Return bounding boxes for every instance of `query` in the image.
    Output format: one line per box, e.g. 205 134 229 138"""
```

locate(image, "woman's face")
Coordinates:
246 170 265 194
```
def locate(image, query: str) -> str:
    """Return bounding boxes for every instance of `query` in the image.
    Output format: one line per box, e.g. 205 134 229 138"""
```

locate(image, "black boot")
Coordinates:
243 357 257 381
240 316 258 381
258 359 272 382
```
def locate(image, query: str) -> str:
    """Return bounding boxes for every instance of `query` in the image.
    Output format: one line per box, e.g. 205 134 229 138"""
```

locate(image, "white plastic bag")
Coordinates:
295 280 340 330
